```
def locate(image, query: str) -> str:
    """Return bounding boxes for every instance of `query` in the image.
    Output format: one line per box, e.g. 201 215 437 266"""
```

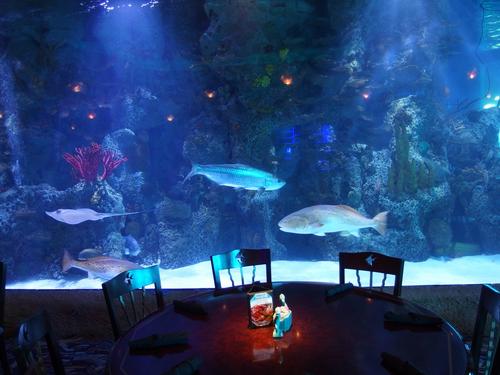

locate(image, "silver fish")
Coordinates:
278 205 388 237
62 250 141 280
45 208 143 225
184 163 285 191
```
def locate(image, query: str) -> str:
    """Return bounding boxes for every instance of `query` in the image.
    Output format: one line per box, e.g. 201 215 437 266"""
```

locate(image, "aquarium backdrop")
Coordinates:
0 0 498 289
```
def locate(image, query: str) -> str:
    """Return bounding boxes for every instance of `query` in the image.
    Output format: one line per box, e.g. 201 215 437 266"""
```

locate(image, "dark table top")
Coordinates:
108 283 467 375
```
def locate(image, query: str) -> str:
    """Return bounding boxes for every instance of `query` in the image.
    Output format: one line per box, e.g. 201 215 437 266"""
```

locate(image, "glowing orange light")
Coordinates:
280 74 293 86
362 92 370 100
467 70 477 80
71 83 83 93
87 112 96 120
166 114 175 122
204 90 216 99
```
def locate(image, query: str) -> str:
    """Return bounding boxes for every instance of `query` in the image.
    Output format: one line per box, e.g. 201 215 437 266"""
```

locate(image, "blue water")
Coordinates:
0 0 498 287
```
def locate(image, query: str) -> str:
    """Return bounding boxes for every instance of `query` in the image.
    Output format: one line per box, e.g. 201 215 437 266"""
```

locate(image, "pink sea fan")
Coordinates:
63 143 127 182
100 149 128 180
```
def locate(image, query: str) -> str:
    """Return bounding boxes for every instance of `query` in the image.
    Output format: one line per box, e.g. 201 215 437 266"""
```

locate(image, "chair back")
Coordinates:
0 261 10 375
470 284 500 375
102 265 164 340
15 310 65 375
210 249 272 291
339 251 404 297
0 262 5 326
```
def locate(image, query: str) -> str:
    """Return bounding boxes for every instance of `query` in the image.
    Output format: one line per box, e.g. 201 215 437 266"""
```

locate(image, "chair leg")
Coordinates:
0 336 11 375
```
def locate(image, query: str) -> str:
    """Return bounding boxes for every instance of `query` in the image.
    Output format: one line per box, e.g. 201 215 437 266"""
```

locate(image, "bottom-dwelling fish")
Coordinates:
62 250 142 280
278 205 388 237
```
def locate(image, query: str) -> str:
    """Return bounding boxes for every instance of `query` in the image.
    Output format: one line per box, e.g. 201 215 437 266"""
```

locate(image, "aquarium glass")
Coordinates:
0 0 498 289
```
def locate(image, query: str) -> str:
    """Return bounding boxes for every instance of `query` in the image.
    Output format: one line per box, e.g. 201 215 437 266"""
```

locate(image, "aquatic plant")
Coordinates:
254 75 271 88
63 143 127 182
279 48 289 61
387 114 417 198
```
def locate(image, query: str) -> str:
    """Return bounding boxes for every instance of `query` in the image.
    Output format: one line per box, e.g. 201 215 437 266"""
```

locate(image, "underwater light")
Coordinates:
467 69 477 80
361 92 370 100
166 114 175 122
70 124 77 131
0 112 3 119
87 112 96 120
280 74 293 86
204 90 216 99
71 83 83 93
482 92 500 110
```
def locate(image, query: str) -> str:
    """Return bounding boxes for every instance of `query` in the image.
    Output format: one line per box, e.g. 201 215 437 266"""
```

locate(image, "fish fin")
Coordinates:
340 231 350 237
350 230 360 238
313 232 326 237
182 163 200 183
372 211 388 235
62 250 74 272
336 205 362 215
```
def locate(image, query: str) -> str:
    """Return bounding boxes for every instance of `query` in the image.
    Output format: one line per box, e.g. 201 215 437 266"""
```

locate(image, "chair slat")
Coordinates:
118 296 132 327
355 270 361 287
129 291 138 323
381 273 388 292
228 269 235 287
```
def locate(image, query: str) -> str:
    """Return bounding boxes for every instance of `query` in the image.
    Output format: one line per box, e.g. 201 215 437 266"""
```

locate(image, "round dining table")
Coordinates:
108 282 468 375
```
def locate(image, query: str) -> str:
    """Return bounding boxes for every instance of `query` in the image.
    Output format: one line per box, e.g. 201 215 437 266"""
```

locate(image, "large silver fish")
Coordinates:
184 163 285 191
45 208 143 225
62 250 142 280
278 205 388 237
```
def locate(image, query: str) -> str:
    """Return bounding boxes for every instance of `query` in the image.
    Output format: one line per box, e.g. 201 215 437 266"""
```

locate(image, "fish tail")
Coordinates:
183 163 200 183
372 211 388 235
62 250 75 272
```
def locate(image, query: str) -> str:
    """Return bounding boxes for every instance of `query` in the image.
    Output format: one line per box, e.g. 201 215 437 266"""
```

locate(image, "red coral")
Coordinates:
100 149 128 180
63 143 127 182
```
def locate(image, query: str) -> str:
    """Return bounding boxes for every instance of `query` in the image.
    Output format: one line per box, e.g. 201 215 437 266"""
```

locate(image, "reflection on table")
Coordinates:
108 282 468 375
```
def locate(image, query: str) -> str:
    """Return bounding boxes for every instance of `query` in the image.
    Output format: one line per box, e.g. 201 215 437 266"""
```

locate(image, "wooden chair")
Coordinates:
339 251 404 297
210 248 272 292
102 265 164 340
15 310 65 375
0 261 10 375
469 284 500 375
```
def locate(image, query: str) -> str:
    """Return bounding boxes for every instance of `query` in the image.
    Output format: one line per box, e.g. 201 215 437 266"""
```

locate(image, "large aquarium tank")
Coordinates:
0 0 498 289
